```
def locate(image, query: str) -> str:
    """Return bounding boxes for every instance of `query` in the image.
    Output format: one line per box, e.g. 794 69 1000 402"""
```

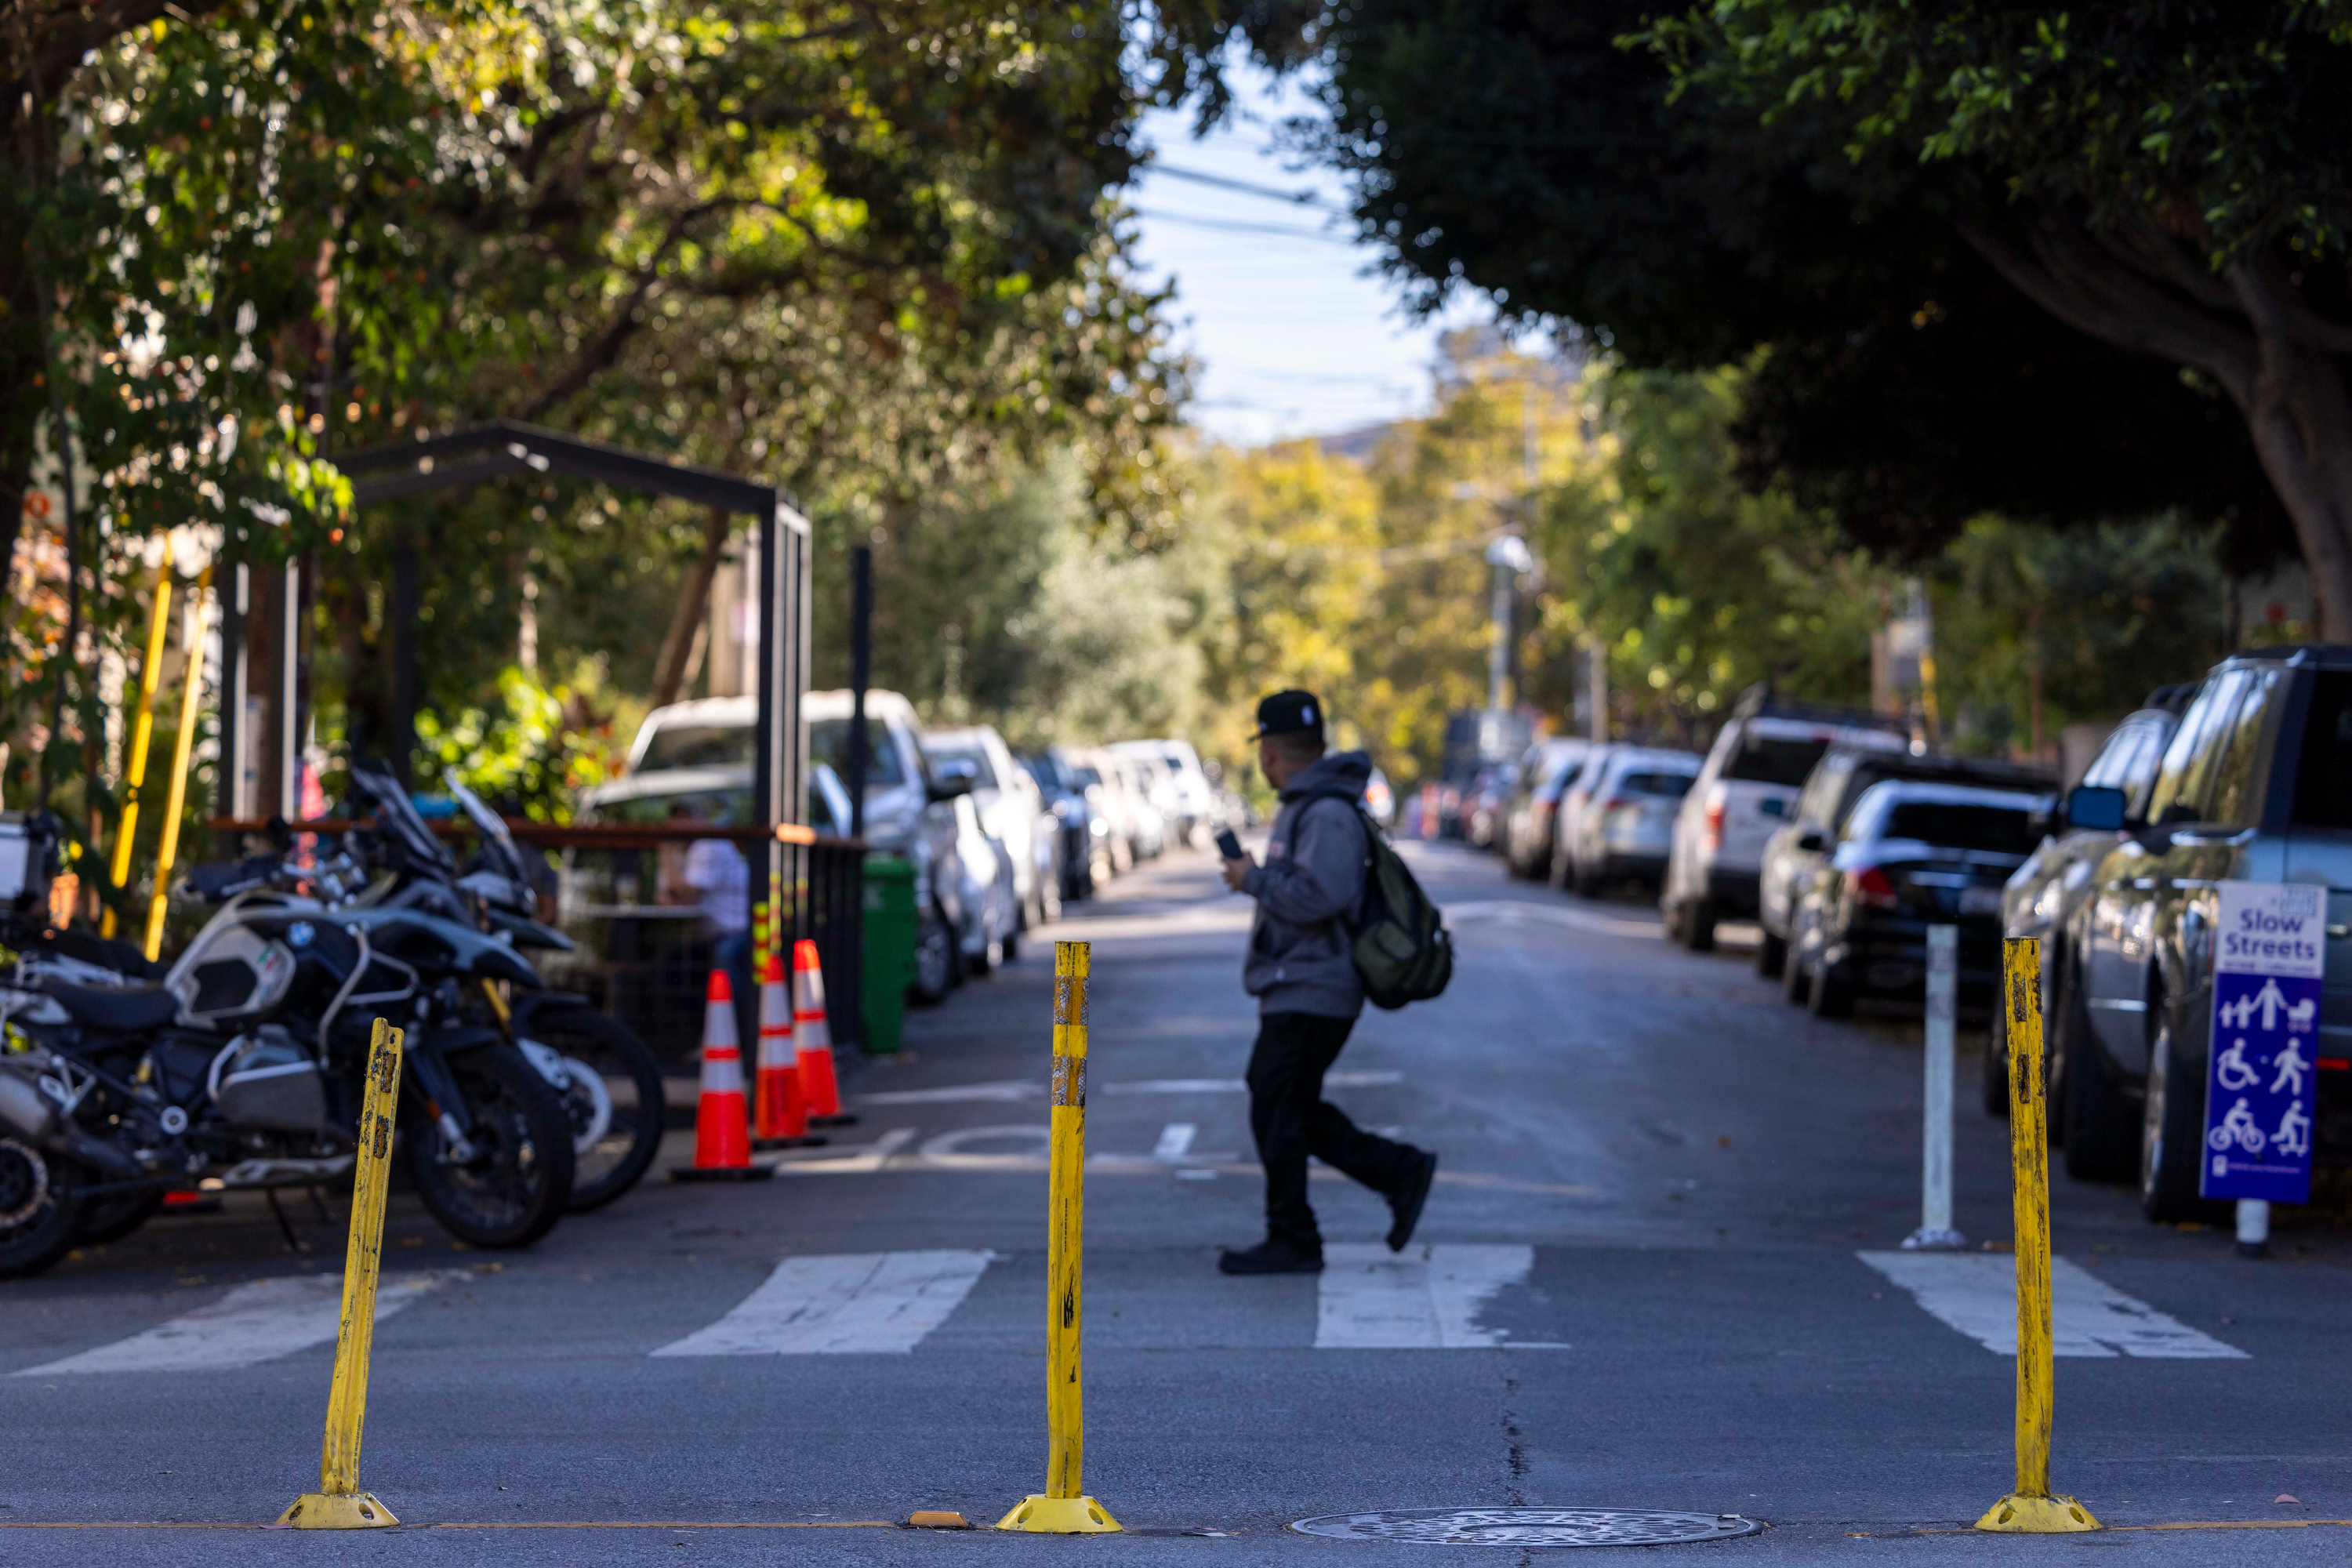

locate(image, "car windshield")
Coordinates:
1878 800 2038 855
810 717 909 789
1617 770 1696 799
637 724 753 771
925 745 999 788
1727 733 1832 787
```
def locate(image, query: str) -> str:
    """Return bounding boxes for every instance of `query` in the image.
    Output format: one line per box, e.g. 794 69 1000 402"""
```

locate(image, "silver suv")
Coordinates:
1663 689 1905 950
2060 646 2352 1223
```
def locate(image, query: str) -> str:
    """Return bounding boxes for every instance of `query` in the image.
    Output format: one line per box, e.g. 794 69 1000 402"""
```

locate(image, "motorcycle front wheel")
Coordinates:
0 1138 82 1279
401 1044 575 1249
521 1007 665 1213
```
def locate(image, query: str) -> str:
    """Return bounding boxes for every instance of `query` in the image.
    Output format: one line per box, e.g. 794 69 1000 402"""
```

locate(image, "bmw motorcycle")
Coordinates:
0 817 575 1279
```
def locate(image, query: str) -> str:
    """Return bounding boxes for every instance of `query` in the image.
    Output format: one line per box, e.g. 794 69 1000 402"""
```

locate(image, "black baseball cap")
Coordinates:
1253 689 1326 741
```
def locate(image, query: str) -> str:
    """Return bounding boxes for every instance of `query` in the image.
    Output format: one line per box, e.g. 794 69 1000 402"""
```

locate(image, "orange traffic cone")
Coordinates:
753 950 823 1149
792 939 856 1127
671 968 774 1182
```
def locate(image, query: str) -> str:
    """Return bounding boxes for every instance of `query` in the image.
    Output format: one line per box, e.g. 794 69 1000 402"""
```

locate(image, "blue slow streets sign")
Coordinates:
2201 881 2327 1203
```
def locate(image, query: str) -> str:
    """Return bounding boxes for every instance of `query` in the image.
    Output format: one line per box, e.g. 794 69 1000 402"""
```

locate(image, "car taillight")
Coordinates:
1846 866 1900 909
1703 800 1726 851
1602 797 1631 814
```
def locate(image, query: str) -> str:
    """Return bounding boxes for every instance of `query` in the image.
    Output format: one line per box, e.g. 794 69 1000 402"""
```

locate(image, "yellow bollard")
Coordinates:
275 1017 405 1530
996 940 1121 1534
103 553 174 938
141 567 211 961
1975 938 2100 1534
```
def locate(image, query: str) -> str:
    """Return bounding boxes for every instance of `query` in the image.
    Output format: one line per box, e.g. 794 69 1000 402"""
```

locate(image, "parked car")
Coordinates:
596 690 980 1007
1502 739 1592 880
1990 693 2190 1149
2060 646 2352 1221
1758 746 2055 981
1064 746 1138 874
1021 749 1108 902
1099 750 1166 861
1112 739 1216 847
1549 742 1621 887
923 724 1054 927
1462 761 1518 851
1556 747 1701 896
1781 779 2043 1020
1663 688 1907 951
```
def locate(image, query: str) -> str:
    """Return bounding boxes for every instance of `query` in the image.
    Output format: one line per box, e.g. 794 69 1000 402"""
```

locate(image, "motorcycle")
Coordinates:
0 820 576 1278
350 765 665 1213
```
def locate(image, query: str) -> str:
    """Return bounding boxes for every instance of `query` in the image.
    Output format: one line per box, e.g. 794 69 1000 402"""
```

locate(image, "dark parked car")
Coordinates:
2061 646 2352 1221
1502 739 1592 880
1989 693 2190 1141
1784 779 2044 1019
1759 747 2055 981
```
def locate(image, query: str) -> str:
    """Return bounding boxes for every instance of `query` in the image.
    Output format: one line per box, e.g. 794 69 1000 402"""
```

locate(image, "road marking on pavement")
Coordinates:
858 1072 1400 1105
13 1271 461 1377
771 1127 919 1172
652 1250 993 1356
1316 1243 1560 1350
1859 1252 2248 1359
1154 1123 1197 1159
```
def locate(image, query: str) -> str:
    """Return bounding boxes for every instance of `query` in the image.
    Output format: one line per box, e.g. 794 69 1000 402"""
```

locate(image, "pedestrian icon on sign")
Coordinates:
2270 1040 2310 1097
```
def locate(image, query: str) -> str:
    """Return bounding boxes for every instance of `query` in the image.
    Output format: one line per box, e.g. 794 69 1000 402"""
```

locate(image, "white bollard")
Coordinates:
2235 1198 2270 1259
1904 925 1966 1251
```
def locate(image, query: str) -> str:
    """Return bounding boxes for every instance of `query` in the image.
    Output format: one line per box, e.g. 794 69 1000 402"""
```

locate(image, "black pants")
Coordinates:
1247 1011 1421 1254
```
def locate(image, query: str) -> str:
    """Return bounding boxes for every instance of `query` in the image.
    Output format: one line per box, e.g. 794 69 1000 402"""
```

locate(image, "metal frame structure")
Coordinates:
217 419 810 935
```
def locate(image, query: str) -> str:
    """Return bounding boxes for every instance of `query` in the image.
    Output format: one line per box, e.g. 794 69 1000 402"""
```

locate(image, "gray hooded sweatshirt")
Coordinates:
1240 750 1372 1018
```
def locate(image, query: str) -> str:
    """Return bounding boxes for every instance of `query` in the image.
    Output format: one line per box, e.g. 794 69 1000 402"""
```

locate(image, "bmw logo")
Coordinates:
287 921 315 949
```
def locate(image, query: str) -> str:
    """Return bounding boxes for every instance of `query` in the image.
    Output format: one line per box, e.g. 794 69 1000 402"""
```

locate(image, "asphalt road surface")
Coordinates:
5 840 2350 1564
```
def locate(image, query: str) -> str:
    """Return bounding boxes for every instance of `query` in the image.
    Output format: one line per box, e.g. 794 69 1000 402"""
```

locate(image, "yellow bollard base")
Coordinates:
274 1491 400 1530
995 1495 1122 1534
1974 1493 2100 1533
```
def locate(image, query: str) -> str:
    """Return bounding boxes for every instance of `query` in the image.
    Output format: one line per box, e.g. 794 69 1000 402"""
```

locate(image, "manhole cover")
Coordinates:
1290 1508 1761 1548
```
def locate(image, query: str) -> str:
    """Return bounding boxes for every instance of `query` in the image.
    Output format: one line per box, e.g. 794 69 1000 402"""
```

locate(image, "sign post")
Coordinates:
2201 881 2325 1248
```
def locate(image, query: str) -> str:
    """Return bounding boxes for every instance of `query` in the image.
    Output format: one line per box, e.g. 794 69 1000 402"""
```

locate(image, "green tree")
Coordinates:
1283 0 2295 575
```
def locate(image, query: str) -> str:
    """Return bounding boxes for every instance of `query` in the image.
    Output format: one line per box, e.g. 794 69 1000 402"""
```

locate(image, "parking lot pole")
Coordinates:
1903 926 1965 1250
1976 939 2100 1534
996 941 1121 1534
274 1018 405 1530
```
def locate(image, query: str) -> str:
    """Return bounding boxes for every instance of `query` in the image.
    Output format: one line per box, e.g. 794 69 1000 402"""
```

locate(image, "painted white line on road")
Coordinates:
1445 900 1661 939
1859 1253 2248 1359
861 1071 1401 1105
16 1272 460 1376
1316 1243 1554 1350
652 1250 993 1356
1154 1123 1198 1159
772 1128 919 1173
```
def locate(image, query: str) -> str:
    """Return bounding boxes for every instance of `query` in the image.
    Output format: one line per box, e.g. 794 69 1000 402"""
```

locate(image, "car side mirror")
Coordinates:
1795 828 1827 853
927 760 978 802
2064 785 2126 833
1760 797 1787 818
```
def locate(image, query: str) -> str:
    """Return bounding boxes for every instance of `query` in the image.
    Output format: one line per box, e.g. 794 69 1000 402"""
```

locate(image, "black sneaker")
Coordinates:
1386 1149 1439 1252
1218 1240 1324 1275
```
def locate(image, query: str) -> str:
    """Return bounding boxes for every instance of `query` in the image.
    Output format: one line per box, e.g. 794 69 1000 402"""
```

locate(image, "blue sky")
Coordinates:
1124 63 1496 448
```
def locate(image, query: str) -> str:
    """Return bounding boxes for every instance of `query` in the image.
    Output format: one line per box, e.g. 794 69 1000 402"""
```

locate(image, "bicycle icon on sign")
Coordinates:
2208 1098 2267 1156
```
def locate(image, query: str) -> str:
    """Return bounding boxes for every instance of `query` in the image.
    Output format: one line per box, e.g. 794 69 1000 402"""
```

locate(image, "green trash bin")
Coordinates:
861 856 916 1054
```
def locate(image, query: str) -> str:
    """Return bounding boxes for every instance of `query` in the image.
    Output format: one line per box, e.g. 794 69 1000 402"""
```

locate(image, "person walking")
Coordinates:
1218 689 1438 1276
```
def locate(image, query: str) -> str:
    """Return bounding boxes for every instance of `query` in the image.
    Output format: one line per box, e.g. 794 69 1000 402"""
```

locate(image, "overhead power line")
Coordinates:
1132 207 1362 245
1145 162 1350 214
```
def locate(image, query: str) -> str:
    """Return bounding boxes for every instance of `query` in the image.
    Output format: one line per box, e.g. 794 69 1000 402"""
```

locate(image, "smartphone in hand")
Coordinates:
1215 829 1245 861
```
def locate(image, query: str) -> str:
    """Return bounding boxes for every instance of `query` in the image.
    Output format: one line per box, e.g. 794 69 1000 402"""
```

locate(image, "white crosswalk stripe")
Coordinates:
1860 1252 2248 1359
1315 1243 1560 1349
14 1272 460 1376
652 1250 993 1356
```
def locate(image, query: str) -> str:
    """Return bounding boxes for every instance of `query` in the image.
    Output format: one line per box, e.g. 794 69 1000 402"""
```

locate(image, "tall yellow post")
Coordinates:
1976 938 2099 1534
996 940 1121 1534
276 1018 405 1530
103 553 174 936
142 568 211 961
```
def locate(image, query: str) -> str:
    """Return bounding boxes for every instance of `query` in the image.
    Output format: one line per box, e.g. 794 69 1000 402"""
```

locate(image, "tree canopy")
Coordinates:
1296 0 2314 590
